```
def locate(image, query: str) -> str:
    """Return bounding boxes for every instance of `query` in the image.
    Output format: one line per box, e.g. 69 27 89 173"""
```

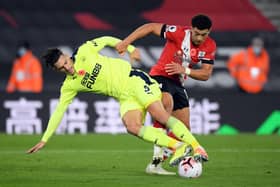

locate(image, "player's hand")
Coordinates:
116 41 128 56
130 48 141 63
165 61 185 75
26 141 46 154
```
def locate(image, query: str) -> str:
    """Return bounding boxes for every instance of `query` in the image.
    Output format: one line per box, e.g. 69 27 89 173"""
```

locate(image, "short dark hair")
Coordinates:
42 48 62 67
191 14 212 30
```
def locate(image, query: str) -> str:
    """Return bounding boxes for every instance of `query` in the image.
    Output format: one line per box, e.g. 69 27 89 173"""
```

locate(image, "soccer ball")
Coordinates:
178 156 202 178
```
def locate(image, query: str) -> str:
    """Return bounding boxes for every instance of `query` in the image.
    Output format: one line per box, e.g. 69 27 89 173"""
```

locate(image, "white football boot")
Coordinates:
145 145 176 175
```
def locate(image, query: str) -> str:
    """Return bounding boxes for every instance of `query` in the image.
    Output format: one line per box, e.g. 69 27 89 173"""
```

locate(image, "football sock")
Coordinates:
166 116 200 149
153 120 165 128
153 145 163 159
167 130 180 140
138 126 181 150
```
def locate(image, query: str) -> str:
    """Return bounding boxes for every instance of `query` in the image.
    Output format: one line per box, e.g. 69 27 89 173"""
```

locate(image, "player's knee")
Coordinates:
162 93 173 113
123 120 142 135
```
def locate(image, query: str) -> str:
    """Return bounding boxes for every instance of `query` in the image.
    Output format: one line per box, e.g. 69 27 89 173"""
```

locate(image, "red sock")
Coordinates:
153 121 178 161
153 121 180 141
153 121 166 129
167 131 180 141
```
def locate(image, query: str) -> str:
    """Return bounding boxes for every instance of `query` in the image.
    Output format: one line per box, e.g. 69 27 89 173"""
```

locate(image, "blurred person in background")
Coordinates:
6 41 43 93
227 37 270 94
116 14 216 175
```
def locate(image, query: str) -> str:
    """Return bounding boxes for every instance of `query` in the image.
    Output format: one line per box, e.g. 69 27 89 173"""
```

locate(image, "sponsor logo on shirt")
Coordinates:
81 63 102 89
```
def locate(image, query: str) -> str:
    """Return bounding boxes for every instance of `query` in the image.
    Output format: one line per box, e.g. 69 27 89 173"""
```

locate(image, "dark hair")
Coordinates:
191 14 212 30
42 48 62 67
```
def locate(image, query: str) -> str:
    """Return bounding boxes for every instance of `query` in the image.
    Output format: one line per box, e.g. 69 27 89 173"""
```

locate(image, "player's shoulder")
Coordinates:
61 76 76 92
203 36 216 51
76 41 96 56
166 24 187 33
206 36 216 47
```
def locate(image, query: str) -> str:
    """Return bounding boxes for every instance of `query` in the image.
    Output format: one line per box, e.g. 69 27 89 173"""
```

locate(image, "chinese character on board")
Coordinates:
4 97 43 134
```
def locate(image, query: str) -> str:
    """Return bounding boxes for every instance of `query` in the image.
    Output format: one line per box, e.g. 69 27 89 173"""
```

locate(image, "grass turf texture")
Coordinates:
0 134 279 187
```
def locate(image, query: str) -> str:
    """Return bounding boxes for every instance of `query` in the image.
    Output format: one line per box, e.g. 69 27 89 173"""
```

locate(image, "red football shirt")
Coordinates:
150 25 216 84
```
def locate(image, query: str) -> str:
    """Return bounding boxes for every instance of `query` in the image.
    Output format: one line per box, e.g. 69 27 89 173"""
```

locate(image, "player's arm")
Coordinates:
186 62 213 81
165 60 214 81
27 87 77 154
91 36 136 54
116 23 164 54
91 36 140 62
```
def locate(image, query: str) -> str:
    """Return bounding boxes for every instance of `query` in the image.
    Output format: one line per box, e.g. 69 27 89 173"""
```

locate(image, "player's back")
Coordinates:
63 41 132 99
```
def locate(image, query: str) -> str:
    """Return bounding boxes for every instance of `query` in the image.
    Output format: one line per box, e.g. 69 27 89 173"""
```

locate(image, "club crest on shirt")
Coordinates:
167 25 177 32
198 51 206 58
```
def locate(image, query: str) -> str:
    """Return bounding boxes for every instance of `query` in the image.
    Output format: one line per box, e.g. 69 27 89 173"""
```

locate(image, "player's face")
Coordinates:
54 54 75 75
191 27 210 46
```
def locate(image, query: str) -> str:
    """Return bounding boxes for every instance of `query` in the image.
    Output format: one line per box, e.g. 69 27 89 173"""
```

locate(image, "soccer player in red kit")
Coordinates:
116 14 215 175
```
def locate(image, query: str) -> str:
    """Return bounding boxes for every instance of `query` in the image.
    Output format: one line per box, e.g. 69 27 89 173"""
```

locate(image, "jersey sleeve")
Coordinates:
90 36 135 53
41 85 77 142
162 25 184 43
201 39 217 64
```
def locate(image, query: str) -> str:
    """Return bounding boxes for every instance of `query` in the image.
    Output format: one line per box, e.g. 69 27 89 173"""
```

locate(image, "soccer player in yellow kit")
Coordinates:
27 36 208 167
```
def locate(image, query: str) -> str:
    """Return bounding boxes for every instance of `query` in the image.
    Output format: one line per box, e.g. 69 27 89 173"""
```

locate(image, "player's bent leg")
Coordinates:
122 110 144 135
149 92 174 168
165 107 190 146
160 107 191 162
122 110 182 150
166 116 209 162
147 101 195 146
147 103 208 163
122 110 185 172
147 101 203 166
162 108 189 162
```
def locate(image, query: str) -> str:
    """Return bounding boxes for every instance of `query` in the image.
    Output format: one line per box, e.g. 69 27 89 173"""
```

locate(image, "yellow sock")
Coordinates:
166 116 200 149
138 126 180 149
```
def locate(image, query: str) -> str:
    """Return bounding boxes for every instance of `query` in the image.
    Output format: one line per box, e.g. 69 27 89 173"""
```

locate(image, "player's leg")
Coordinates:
146 92 176 175
172 107 190 130
146 76 176 174
120 72 180 149
162 88 191 160
169 89 208 162
125 70 207 165
147 100 208 165
121 109 183 150
163 105 190 155
146 107 190 170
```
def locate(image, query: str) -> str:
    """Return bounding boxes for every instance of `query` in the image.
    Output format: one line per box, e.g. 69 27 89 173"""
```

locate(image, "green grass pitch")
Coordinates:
0 134 279 187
